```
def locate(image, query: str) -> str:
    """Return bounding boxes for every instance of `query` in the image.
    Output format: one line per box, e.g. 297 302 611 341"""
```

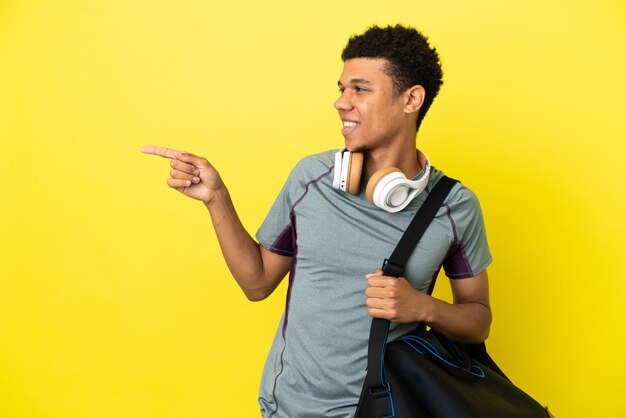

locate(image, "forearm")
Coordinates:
204 187 273 300
366 269 491 343
423 297 492 344
142 146 285 299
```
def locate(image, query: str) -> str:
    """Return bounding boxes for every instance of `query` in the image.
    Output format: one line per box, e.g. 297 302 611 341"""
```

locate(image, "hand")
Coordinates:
141 145 225 203
365 269 433 323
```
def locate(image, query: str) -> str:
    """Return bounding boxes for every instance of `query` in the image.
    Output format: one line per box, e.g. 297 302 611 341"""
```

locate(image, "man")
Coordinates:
143 24 492 417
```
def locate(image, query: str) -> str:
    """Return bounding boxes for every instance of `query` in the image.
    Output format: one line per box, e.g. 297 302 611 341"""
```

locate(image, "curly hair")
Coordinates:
341 24 444 131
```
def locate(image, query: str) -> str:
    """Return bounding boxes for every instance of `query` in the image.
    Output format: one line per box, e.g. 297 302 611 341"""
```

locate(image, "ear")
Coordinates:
404 85 425 114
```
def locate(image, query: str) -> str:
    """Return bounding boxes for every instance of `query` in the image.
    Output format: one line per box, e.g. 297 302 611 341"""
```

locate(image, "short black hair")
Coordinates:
341 24 443 131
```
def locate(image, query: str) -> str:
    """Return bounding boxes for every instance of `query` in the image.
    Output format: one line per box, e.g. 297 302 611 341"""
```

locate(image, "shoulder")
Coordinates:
288 149 337 183
424 168 486 234
447 181 481 210
439 173 487 235
428 167 481 210
294 149 337 171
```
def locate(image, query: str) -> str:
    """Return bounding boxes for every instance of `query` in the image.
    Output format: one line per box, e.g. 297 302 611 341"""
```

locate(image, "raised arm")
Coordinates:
142 146 291 300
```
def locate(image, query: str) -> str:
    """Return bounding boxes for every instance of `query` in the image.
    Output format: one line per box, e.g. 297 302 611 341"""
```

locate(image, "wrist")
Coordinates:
203 184 229 207
419 294 438 325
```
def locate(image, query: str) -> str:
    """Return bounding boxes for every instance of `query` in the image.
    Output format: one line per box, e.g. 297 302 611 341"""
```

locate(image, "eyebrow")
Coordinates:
337 78 372 87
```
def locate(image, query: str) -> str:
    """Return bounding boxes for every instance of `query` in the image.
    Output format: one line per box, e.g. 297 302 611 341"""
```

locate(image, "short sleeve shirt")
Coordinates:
255 149 492 418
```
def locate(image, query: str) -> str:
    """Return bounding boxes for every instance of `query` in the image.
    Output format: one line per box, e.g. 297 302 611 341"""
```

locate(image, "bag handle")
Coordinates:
358 175 458 417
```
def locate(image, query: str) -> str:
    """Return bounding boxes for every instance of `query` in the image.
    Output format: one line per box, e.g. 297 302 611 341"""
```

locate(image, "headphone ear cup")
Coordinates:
346 152 363 194
366 166 403 204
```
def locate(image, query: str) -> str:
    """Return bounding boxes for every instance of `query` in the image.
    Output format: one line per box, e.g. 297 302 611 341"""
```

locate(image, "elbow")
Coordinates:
458 305 492 344
474 325 491 344
473 309 492 343
236 268 287 302
459 324 490 345
244 290 271 302
241 284 274 302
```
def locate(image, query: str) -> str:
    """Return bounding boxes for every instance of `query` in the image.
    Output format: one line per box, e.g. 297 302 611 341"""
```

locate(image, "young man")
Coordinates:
143 25 492 418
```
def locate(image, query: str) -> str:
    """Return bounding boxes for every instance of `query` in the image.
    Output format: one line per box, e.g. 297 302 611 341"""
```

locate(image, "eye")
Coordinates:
338 87 345 93
355 86 367 93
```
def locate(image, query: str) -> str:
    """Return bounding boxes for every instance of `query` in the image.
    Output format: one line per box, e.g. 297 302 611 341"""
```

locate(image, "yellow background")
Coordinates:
1 0 624 417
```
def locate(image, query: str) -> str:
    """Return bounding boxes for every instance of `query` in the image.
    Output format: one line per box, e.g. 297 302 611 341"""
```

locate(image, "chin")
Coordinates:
344 139 367 153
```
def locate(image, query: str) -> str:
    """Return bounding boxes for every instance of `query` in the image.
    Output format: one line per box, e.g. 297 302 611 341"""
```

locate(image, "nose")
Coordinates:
334 91 353 111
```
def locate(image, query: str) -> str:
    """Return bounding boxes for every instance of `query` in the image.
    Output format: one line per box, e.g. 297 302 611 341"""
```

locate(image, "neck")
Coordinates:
362 139 422 182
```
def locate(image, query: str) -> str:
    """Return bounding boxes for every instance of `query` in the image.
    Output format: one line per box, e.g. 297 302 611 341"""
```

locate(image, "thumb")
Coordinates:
365 268 384 279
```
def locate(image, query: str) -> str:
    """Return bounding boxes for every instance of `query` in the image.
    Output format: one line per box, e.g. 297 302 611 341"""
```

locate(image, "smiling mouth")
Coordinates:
341 120 360 137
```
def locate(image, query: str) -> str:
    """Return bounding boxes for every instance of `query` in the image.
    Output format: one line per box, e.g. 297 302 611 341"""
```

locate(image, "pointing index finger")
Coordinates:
141 146 181 159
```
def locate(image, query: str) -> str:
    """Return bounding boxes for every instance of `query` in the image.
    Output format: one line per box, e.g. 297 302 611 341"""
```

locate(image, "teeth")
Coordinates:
343 121 359 127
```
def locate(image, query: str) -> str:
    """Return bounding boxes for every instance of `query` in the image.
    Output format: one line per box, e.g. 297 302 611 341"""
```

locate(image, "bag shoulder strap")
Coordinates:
357 175 458 417
382 175 459 277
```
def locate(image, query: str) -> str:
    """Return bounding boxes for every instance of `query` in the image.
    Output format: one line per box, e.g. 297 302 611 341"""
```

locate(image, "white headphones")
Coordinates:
332 147 431 213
